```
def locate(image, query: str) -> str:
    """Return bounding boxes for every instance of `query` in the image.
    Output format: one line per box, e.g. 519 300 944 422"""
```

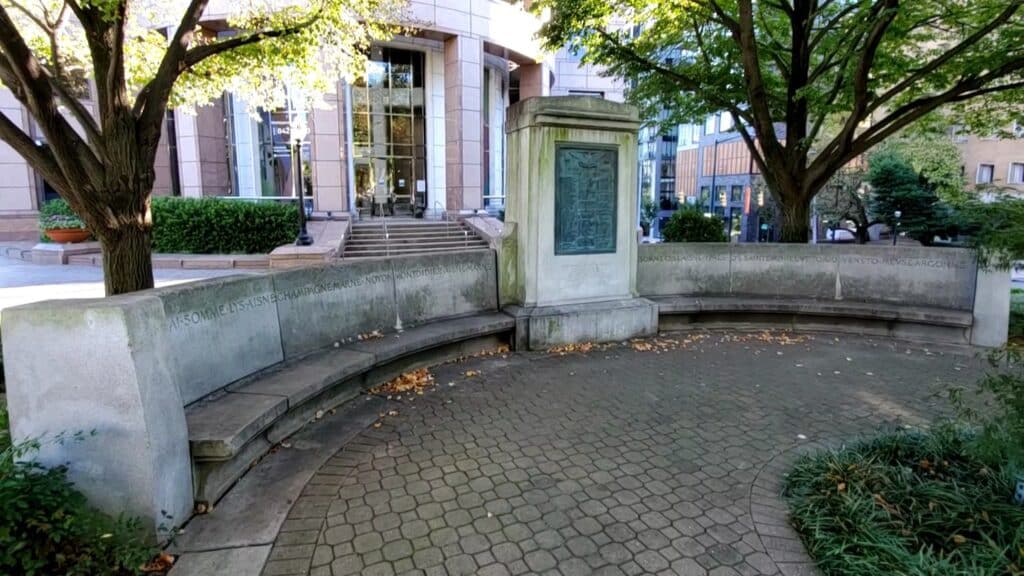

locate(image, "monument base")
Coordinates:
505 298 658 350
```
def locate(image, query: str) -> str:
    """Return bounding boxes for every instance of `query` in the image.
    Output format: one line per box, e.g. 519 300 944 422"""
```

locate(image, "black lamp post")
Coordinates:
289 88 313 246
892 210 901 246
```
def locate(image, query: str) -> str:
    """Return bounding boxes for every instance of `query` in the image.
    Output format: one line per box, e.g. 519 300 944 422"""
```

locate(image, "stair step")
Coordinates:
348 233 478 241
344 246 490 259
343 218 485 260
347 237 487 245
346 244 488 254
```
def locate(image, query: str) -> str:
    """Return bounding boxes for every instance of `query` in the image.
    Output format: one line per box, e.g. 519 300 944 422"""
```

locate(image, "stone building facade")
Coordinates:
0 0 624 240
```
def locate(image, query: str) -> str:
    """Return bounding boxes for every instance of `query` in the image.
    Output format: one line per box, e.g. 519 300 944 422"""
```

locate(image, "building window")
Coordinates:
977 164 995 184
225 93 309 199
719 113 735 133
704 115 717 135
730 185 742 203
699 186 710 206
568 90 604 98
1009 162 1024 184
716 185 727 206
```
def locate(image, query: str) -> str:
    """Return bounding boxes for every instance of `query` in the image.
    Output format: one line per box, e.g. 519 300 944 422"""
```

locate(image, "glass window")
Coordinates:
977 164 995 184
699 186 710 205
1009 162 1024 184
730 185 743 203
350 47 427 216
568 89 604 98
720 113 735 132
704 115 717 135
717 185 727 206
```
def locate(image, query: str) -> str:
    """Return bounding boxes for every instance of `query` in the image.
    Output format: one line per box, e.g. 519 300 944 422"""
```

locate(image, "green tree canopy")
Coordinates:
875 132 968 204
536 0 1024 242
0 0 405 294
867 149 948 245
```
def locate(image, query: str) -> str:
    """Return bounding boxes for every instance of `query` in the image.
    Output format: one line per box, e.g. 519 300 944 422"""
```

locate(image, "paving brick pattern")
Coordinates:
263 333 981 575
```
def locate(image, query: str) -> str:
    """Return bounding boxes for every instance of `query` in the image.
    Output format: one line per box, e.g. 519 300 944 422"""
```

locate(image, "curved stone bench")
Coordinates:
652 295 974 343
186 312 514 504
2 249 508 535
638 243 1009 348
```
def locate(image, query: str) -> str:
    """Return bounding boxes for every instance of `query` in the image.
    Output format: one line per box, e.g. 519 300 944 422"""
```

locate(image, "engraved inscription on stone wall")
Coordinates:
555 145 617 255
166 260 494 332
638 247 970 270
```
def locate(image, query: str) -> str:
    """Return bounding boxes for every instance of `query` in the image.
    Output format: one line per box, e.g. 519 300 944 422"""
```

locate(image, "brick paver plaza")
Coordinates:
260 332 981 576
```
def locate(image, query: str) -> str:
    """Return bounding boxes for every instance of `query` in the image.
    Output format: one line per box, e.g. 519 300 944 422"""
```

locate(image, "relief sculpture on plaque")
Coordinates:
554 144 618 255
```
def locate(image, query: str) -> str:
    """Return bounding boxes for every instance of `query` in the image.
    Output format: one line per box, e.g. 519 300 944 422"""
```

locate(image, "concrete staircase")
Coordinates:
342 219 489 259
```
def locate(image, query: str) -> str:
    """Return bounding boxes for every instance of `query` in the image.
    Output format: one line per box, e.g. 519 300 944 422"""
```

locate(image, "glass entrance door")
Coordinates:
352 47 427 217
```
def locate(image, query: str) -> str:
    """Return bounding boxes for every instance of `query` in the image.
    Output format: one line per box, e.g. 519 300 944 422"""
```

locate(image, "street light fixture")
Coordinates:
892 210 902 246
288 85 313 246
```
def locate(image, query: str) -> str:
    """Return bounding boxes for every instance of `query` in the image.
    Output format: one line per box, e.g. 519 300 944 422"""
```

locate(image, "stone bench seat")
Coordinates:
651 296 973 327
184 312 514 503
651 295 974 343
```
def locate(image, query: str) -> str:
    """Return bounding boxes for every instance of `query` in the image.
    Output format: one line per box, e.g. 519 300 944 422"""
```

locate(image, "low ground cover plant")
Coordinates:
785 347 1024 575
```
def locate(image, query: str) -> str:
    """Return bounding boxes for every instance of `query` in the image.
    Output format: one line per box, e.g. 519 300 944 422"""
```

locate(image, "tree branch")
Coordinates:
867 2 1023 116
0 108 71 197
0 56 102 150
829 0 898 159
0 4 102 183
180 17 319 70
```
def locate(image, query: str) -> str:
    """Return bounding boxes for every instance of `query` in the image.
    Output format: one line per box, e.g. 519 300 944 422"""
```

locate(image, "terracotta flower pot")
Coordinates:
45 228 91 244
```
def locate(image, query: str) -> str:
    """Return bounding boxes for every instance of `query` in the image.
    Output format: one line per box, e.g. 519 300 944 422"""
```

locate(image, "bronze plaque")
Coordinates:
554 144 618 255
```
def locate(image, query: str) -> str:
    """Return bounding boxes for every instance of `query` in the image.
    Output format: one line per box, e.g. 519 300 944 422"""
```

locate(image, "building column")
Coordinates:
174 110 203 198
310 83 348 214
518 62 549 100
444 35 483 212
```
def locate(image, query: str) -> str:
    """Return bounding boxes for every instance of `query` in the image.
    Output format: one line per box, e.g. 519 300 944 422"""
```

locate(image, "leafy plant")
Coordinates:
151 197 298 254
0 402 154 575
949 347 1024 472
38 199 86 231
661 207 727 243
39 198 78 219
38 214 86 230
956 196 1024 270
786 427 1024 576
640 195 657 226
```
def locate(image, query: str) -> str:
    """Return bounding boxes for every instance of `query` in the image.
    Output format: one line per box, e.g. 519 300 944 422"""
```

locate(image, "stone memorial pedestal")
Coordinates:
500 97 657 349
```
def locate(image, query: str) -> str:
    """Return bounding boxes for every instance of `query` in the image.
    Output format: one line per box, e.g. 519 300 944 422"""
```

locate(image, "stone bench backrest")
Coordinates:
7 250 498 407
637 243 978 311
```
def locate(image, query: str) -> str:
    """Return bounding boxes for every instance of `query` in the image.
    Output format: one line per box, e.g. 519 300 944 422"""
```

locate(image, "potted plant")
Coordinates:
39 199 91 243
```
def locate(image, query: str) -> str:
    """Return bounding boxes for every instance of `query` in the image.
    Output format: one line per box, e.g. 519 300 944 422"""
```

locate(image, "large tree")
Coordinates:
0 0 404 294
536 0 1024 242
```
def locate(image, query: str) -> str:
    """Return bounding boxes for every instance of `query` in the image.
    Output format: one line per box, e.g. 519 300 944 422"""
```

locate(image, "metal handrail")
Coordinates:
433 200 449 238
383 219 389 257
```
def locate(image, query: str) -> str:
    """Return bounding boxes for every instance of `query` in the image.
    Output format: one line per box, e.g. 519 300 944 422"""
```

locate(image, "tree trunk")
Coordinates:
99 221 154 296
855 225 870 244
779 198 811 243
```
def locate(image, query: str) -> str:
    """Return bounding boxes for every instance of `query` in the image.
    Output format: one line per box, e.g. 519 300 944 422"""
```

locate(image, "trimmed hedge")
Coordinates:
151 197 298 254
